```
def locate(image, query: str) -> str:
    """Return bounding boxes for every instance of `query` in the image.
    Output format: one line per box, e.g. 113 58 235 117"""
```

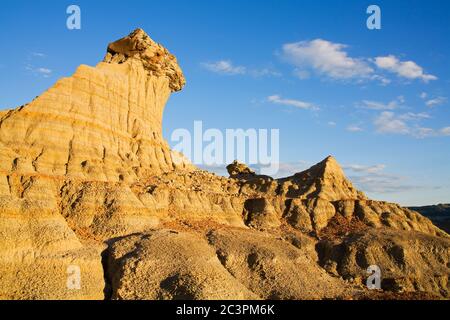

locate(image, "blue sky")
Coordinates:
0 0 449 206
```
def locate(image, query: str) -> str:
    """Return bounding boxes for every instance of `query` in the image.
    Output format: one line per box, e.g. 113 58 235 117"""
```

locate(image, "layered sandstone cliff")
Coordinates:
0 29 448 300
0 29 189 183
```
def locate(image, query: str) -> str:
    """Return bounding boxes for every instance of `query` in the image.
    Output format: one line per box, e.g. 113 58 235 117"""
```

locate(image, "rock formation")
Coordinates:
0 28 189 183
0 29 448 300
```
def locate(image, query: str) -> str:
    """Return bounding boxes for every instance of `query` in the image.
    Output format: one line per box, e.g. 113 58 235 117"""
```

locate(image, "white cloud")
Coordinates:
328 121 337 126
425 96 447 107
374 111 409 135
201 60 246 75
280 40 437 85
373 111 450 138
267 95 318 110
281 39 374 80
346 125 364 132
374 55 437 82
419 92 428 99
360 96 404 110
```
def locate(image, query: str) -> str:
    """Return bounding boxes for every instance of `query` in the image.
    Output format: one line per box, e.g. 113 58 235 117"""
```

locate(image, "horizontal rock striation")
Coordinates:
0 29 448 300
0 29 190 183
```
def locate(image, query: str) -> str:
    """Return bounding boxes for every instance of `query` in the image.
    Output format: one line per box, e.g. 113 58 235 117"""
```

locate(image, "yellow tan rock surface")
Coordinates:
0 29 448 300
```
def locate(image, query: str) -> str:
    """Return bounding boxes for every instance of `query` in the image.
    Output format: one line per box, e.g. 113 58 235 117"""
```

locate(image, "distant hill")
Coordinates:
409 204 450 233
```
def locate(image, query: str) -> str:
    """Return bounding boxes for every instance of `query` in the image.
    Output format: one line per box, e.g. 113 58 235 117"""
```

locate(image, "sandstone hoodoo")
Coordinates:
0 28 189 184
0 29 448 300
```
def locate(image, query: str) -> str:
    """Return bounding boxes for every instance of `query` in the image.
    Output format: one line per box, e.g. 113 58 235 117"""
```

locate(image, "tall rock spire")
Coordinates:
0 29 191 182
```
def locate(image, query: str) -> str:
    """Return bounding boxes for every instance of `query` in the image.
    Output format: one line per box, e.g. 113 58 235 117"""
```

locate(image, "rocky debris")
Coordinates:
0 29 448 300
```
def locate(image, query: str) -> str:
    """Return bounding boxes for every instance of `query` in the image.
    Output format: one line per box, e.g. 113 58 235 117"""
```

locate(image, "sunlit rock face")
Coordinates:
0 30 448 300
0 29 188 183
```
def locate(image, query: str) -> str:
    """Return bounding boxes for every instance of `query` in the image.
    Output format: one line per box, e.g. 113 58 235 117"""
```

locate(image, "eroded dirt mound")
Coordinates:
104 230 257 300
317 228 450 297
207 228 351 299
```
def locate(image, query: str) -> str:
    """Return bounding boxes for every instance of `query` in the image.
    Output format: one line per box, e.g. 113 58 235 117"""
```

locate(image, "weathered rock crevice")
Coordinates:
101 246 113 300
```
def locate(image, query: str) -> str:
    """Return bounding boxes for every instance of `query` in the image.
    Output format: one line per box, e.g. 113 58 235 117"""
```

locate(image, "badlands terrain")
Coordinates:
410 204 450 234
0 29 448 300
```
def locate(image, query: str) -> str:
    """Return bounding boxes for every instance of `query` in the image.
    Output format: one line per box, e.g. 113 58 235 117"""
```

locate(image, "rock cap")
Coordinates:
104 28 186 92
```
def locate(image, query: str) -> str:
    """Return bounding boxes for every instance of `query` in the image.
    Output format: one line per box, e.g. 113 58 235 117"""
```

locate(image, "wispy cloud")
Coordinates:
398 112 431 121
344 164 424 194
374 55 437 82
425 96 447 107
25 51 52 78
346 125 364 132
373 111 448 138
348 173 418 193
201 60 280 77
293 69 311 80
343 164 386 174
359 96 404 110
31 52 46 58
441 127 450 136
36 67 52 75
201 60 246 75
374 111 415 135
25 65 52 78
267 94 318 110
248 68 281 77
